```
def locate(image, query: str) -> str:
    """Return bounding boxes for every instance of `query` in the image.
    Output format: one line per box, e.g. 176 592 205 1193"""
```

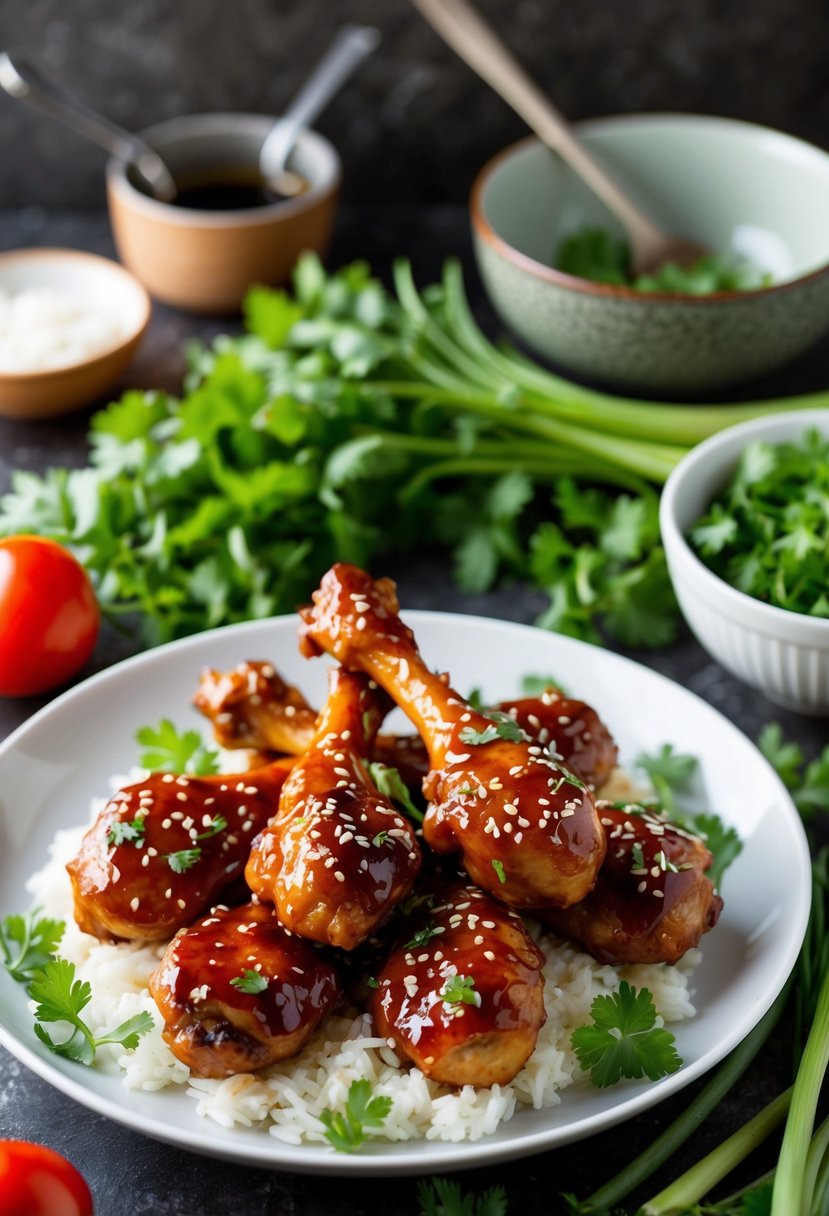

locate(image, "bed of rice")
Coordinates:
25 766 700 1145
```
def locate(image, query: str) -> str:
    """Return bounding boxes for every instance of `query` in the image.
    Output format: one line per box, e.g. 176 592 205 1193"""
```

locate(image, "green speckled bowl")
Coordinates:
471 114 829 394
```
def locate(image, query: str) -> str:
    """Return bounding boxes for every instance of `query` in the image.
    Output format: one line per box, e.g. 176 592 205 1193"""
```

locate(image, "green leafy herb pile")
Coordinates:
691 429 829 619
556 227 772 294
0 255 821 650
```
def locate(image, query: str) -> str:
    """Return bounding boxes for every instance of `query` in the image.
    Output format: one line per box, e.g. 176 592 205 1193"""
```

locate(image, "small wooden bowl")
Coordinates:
0 249 150 421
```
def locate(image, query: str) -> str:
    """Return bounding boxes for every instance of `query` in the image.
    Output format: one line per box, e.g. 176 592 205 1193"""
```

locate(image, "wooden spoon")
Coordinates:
412 0 706 276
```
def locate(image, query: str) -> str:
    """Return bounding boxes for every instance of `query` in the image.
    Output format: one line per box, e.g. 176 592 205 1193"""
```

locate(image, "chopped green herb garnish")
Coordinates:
367 761 423 823
521 672 566 696
459 712 527 746
636 742 698 813
371 830 389 847
467 687 487 712
136 719 220 776
441 974 480 1007
403 925 445 951
571 980 682 1088
196 814 228 839
365 976 379 990
165 848 201 873
491 859 507 885
230 969 269 995
630 841 646 871
29 958 154 1066
556 226 772 294
319 1078 393 1152
107 817 146 847
0 909 65 985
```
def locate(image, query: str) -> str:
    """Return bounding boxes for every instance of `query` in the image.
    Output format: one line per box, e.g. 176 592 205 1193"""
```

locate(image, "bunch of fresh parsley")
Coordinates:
0 254 709 651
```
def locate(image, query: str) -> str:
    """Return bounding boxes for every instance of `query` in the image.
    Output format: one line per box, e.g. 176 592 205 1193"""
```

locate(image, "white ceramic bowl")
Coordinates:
0 248 150 420
660 409 829 715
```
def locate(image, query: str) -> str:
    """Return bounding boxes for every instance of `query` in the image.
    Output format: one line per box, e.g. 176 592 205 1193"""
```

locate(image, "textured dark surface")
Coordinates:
0 0 828 208
0 205 826 1215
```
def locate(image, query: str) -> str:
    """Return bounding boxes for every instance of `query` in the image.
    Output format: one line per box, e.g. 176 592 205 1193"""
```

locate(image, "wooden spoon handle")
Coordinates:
412 0 665 260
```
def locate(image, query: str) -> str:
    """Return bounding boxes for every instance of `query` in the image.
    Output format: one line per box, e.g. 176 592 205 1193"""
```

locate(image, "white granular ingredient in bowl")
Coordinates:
0 288 129 372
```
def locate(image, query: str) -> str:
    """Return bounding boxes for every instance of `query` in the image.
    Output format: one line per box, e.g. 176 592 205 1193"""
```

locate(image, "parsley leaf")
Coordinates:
417 1178 508 1216
29 958 154 1066
0 909 65 985
372 830 390 847
571 981 682 1087
459 711 527 746
441 974 480 1007
521 672 566 696
319 1078 393 1152
165 848 201 873
107 817 146 847
636 743 698 814
230 970 269 994
693 813 743 890
367 762 424 823
136 719 220 776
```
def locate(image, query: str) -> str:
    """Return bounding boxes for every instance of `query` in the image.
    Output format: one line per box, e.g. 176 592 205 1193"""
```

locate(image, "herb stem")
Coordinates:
641 1087 792 1215
772 960 829 1215
579 985 788 1213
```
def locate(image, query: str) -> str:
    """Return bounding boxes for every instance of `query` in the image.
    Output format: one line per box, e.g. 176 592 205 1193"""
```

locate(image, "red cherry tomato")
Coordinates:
0 536 100 697
0 1140 93 1216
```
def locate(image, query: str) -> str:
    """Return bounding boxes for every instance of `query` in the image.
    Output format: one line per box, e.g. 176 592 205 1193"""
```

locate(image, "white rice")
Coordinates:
0 288 128 372
24 767 699 1145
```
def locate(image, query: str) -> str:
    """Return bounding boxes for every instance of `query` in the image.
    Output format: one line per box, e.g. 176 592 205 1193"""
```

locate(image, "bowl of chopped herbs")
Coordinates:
660 409 829 714
471 114 829 394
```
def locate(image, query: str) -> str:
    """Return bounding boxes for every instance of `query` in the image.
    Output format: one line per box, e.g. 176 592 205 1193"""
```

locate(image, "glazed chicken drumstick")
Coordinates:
369 881 546 1087
194 665 617 792
149 901 340 1078
299 564 606 909
194 659 430 790
245 667 422 949
543 801 722 965
67 759 292 941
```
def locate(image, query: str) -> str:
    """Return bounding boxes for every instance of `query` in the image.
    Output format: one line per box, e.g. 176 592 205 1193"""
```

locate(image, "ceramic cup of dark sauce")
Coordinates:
106 113 341 314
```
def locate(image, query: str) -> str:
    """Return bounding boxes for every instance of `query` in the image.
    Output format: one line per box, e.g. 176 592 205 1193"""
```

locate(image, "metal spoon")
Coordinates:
412 0 706 276
259 24 380 198
0 51 177 203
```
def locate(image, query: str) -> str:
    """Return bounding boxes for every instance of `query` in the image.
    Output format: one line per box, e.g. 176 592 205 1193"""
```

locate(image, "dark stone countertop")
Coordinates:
0 205 826 1216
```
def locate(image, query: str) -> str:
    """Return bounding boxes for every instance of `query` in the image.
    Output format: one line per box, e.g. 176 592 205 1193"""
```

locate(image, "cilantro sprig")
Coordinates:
165 848 201 873
0 909 64 985
319 1078 392 1152
418 1178 508 1216
571 981 682 1088
136 719 220 776
29 958 154 1066
403 924 445 951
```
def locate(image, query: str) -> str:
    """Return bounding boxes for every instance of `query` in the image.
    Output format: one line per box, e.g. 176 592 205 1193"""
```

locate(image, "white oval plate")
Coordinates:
0 612 811 1175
